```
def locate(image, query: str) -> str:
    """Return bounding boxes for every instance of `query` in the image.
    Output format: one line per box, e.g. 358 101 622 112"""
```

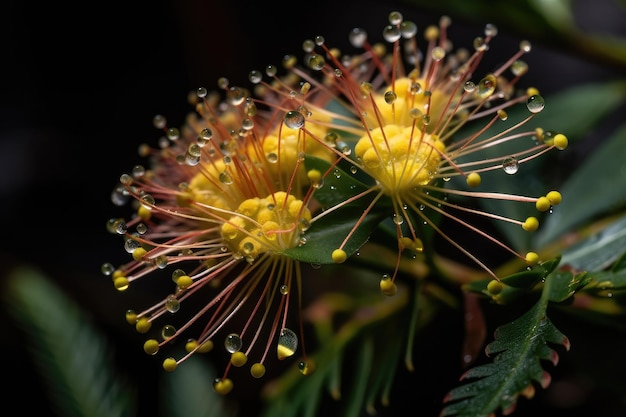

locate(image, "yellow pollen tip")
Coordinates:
553 133 568 150
546 191 562 205
213 378 234 395
487 279 504 295
125 310 137 325
184 339 198 352
251 363 266 378
307 169 322 184
522 216 539 232
535 196 551 212
113 276 129 291
526 87 540 97
143 339 159 355
137 206 152 221
525 252 540 266
197 340 214 353
231 351 248 367
135 317 152 334
176 275 193 290
379 276 397 296
162 357 178 372
132 247 147 261
466 172 481 187
332 249 347 263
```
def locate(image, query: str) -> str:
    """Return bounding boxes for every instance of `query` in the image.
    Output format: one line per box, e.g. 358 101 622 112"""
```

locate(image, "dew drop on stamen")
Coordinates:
431 46 446 61
225 333 242 353
519 40 532 52
308 54 325 71
473 36 489 52
400 21 417 38
393 213 404 225
384 90 397 104
167 127 180 141
196 87 208 98
477 74 496 98
526 95 545 113
349 28 367 47
464 81 476 93
132 165 145 178
124 239 141 253
280 284 289 295
153 114 166 129
248 70 262 84
265 65 277 77
388 11 403 25
383 25 401 42
136 223 147 234
165 295 180 313
141 194 155 208
161 324 177 339
284 110 305 129
227 86 247 106
111 185 130 206
511 60 528 76
101 262 115 276
484 23 498 37
266 152 278 163
219 172 233 185
154 255 168 269
502 157 519 174
277 328 298 360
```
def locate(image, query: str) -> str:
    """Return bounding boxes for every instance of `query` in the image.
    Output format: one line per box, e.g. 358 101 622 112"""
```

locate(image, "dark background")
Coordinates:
2 0 625 416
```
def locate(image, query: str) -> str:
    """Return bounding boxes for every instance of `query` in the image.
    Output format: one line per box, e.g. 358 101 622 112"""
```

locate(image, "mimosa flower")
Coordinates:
103 80 336 394
278 11 568 290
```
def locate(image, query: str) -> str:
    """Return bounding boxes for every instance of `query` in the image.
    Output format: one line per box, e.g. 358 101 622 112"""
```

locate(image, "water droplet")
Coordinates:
266 152 278 163
225 333 242 353
393 213 404 225
526 95 545 113
308 54 325 71
502 157 519 174
463 81 476 93
165 295 180 313
477 74 496 98
284 111 305 129
161 324 177 340
277 328 298 360
349 28 367 47
219 171 233 184
280 284 289 295
101 262 115 276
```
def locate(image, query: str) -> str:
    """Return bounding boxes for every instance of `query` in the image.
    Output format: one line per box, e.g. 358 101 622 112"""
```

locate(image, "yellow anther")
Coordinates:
137 205 152 221
114 276 129 291
526 87 540 97
213 378 234 395
132 247 147 261
487 279 504 295
135 317 152 334
176 275 193 290
197 339 214 353
332 249 347 263
125 310 137 325
162 357 178 372
535 196 551 212
534 127 544 140
251 363 266 378
185 339 198 352
553 133 568 150
231 351 248 367
424 25 439 41
466 172 481 187
546 191 562 205
522 216 539 232
307 169 322 184
380 276 397 296
143 339 159 355
525 251 540 266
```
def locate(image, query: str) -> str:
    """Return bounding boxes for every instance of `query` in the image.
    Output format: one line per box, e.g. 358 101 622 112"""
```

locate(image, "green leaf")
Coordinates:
4 265 136 417
558 214 626 271
536 123 626 247
163 355 237 417
283 205 387 263
546 270 591 302
441 297 569 416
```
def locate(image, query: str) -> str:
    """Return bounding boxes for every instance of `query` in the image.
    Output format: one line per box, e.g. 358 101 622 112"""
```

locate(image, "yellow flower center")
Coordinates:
221 191 311 260
180 159 238 211
355 124 444 195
